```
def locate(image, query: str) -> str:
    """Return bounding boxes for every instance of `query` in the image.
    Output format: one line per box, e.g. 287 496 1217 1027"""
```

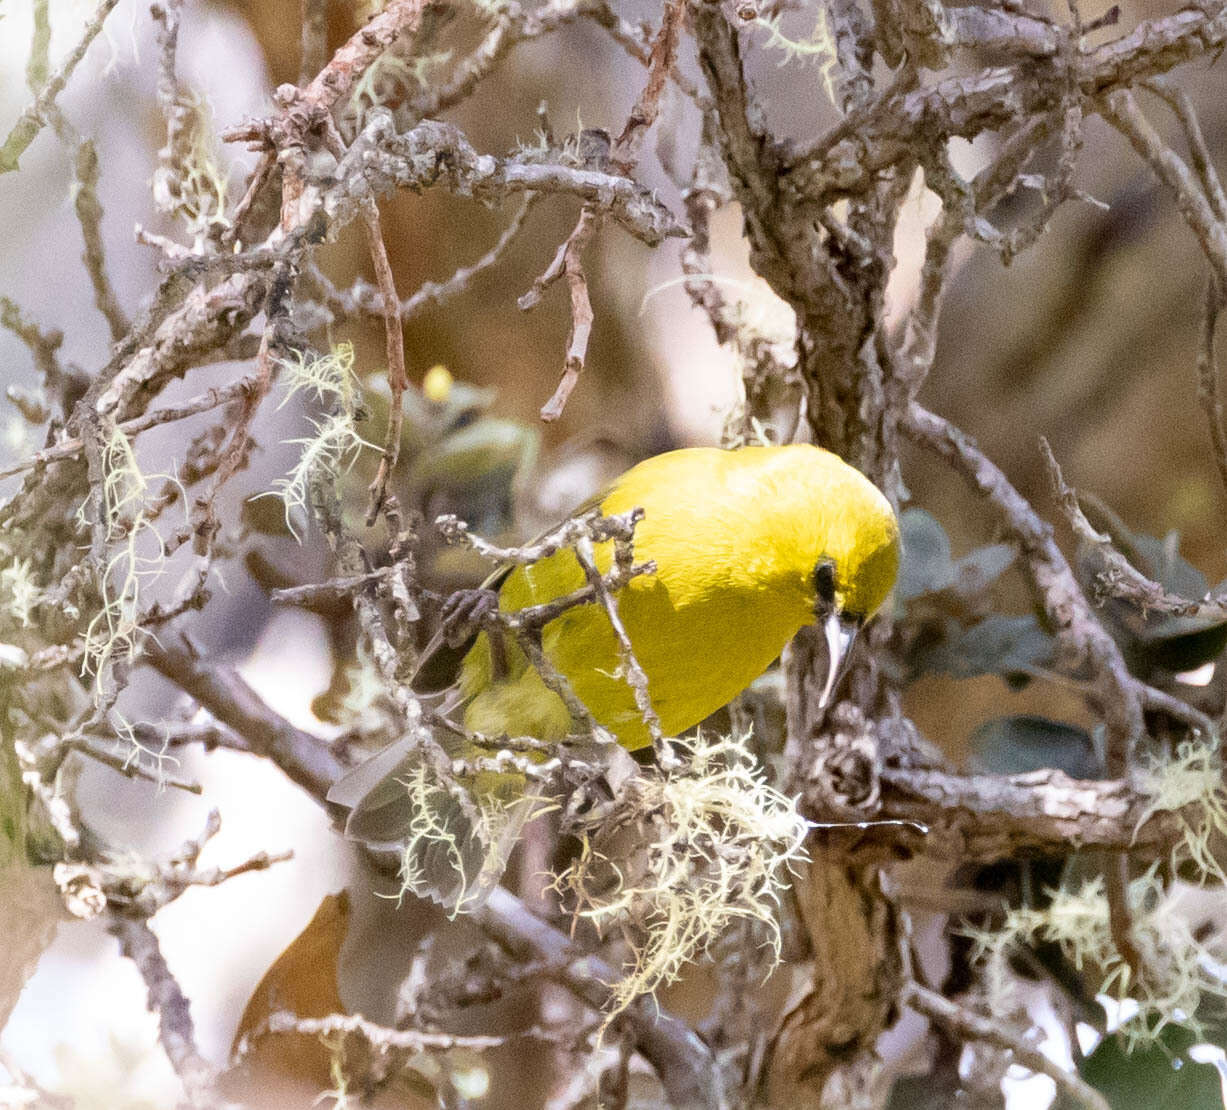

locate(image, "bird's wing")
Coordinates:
326 728 534 911
325 735 417 824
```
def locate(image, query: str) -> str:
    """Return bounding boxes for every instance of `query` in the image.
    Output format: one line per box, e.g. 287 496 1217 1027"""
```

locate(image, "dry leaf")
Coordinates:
225 890 350 1096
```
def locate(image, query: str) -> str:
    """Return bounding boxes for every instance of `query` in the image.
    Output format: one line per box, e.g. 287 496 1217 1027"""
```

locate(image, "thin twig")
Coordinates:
1102 90 1227 293
0 377 257 481
901 113 1056 394
1197 280 1227 499
573 535 670 765
610 0 685 172
904 982 1110 1110
905 407 1144 773
187 326 279 556
67 735 202 794
1104 851 1144 980
435 510 654 737
271 564 410 607
310 196 536 321
110 917 222 1109
1041 437 1227 623
303 0 440 112
219 149 276 251
146 639 720 1109
1142 78 1227 224
362 204 408 523
474 886 723 1109
0 0 122 174
144 637 348 799
406 0 687 122
520 210 597 423
72 139 130 341
532 0 683 423
436 507 640 566
0 294 64 386
250 1010 508 1053
905 406 1147 977
299 0 330 85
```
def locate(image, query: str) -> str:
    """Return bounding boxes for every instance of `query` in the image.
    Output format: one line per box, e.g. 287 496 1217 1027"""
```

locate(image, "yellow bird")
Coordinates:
328 444 899 905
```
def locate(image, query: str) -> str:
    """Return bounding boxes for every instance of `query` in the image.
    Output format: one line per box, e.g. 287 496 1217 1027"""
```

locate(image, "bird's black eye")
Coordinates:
814 560 837 606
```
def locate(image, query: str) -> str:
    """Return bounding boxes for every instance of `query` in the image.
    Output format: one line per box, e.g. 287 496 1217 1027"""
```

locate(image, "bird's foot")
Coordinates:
440 587 501 648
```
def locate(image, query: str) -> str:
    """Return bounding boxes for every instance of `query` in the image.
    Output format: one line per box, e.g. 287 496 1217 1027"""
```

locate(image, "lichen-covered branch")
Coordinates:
326 112 684 247
5 0 1227 1106
0 0 122 174
879 765 1180 861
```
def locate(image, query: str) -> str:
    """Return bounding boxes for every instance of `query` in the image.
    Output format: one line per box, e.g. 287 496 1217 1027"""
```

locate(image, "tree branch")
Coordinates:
879 765 1179 860
109 917 222 1109
904 983 1110 1110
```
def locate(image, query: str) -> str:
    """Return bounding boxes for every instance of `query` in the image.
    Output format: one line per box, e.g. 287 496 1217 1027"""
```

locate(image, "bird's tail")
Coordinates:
326 727 538 914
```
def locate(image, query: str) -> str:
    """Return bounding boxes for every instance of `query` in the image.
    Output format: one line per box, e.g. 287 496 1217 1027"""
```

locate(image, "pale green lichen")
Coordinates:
261 344 373 540
967 868 1227 1047
0 557 41 627
1135 738 1227 885
276 341 360 411
112 718 181 788
152 91 231 247
397 761 482 903
78 422 180 683
556 730 809 1021
753 9 839 104
271 414 372 540
318 1040 356 1110
345 46 453 128
334 647 396 726
93 419 147 531
394 759 535 917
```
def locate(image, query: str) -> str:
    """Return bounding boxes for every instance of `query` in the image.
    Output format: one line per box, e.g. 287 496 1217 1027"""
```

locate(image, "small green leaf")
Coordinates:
959 615 1053 675
898 510 1016 606
1079 1024 1224 1110
898 508 955 601
951 543 1016 596
1138 622 1227 676
968 715 1099 779
913 614 1054 683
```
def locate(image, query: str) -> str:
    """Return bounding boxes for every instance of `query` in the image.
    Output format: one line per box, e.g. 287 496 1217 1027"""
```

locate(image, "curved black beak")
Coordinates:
818 610 860 709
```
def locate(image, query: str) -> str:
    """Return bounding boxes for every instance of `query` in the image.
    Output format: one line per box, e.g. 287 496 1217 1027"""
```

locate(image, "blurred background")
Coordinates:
1 0 1225 1105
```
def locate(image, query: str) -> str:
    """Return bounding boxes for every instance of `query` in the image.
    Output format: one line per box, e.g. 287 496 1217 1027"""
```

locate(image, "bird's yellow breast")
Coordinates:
459 445 898 749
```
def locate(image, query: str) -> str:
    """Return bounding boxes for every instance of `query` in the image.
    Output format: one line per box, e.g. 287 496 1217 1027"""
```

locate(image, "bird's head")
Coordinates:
759 445 900 707
808 501 899 706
